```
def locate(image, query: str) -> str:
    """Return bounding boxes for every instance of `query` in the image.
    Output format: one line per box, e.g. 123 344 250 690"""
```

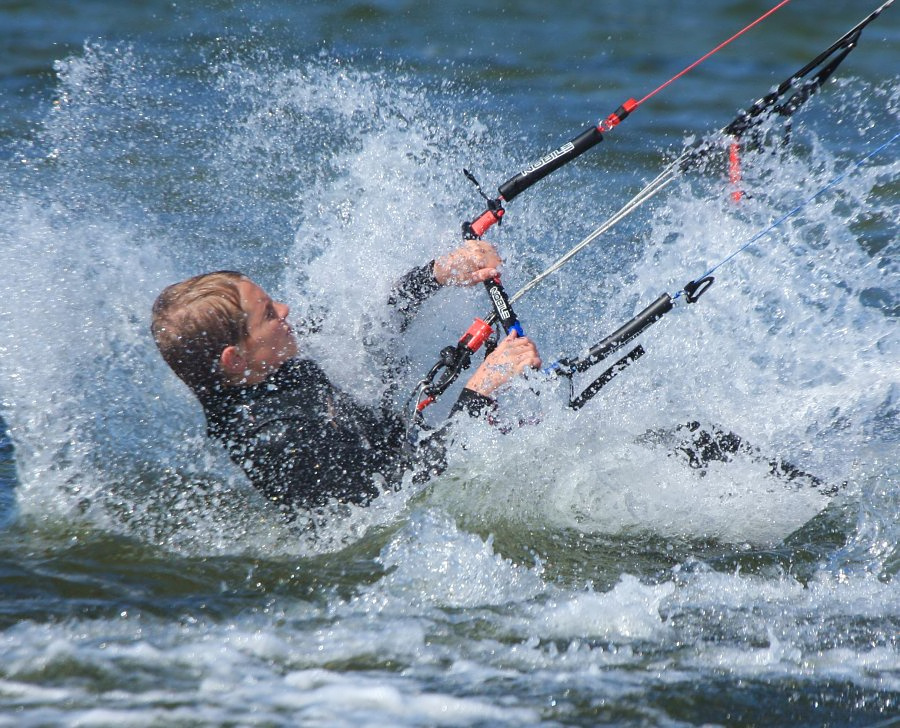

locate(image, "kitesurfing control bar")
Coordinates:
463 0 894 416
454 1 795 339
460 102 638 354
506 1 896 312
463 122 616 337
415 1 802 417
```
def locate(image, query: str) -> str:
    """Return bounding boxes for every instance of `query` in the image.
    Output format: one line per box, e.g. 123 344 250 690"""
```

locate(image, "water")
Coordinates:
1 1 898 725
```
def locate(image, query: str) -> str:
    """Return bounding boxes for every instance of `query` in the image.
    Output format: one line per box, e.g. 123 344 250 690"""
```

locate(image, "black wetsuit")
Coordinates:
199 263 492 515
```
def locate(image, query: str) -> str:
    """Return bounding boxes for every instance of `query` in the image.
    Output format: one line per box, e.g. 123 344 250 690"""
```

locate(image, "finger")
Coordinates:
469 267 500 284
514 349 541 369
470 241 501 266
514 341 541 368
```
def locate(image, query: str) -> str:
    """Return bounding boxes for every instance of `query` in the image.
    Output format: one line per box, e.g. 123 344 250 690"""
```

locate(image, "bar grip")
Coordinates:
483 276 522 335
498 125 604 202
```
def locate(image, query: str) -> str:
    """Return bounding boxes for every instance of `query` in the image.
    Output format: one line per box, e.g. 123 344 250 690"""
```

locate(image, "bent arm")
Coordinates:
386 260 442 332
442 331 543 423
387 240 502 331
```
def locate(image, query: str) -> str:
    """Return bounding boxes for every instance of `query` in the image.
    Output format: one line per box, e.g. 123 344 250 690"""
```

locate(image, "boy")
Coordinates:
151 241 541 516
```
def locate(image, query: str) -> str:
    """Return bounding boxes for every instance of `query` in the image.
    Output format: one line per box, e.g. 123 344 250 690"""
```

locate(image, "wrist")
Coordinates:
452 387 496 418
428 259 443 287
464 366 505 398
431 256 450 287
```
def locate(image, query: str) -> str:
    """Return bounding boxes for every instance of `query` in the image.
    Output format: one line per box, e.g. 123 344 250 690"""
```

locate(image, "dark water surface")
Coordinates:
1 1 898 725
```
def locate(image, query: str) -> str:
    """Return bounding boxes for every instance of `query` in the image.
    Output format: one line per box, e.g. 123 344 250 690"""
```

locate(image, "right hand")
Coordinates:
433 240 501 287
463 330 542 398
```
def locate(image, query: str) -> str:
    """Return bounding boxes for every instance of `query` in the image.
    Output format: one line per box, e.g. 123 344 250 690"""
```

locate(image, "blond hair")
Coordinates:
151 271 247 395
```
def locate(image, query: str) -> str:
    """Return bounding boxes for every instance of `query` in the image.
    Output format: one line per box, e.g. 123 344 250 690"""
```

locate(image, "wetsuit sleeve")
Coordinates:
386 260 442 332
408 387 496 484
450 387 496 419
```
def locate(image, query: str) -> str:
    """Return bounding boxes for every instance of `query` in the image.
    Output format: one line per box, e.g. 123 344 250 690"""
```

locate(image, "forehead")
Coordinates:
236 279 273 316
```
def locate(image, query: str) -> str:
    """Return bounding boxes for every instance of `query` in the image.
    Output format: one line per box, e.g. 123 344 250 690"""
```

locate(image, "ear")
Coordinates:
220 345 245 377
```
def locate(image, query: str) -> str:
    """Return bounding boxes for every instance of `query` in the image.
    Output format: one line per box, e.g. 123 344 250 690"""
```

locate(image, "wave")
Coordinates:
0 44 896 566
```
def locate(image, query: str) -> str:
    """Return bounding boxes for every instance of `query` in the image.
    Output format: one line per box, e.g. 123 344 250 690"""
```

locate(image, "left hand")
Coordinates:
433 240 501 287
463 330 542 397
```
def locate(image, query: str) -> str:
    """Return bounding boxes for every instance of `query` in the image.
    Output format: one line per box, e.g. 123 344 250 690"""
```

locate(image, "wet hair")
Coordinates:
151 271 247 395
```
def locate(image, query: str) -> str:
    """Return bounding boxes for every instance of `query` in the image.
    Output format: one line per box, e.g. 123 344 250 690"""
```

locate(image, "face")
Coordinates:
230 279 298 385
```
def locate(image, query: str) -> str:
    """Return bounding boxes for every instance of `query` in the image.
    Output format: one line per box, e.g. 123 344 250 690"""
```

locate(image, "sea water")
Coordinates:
0 1 898 725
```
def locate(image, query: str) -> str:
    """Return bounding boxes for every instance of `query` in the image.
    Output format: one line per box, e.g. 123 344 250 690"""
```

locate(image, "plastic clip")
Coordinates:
683 276 715 303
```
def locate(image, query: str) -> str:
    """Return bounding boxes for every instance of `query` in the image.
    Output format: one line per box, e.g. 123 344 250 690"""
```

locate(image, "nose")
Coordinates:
276 301 290 320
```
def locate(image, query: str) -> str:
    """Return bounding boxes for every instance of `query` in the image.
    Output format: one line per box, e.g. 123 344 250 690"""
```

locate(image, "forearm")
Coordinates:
386 260 442 332
450 387 496 419
386 240 503 331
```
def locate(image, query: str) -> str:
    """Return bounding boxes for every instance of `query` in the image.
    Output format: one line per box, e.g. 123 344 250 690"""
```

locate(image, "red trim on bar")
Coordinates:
460 318 493 352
